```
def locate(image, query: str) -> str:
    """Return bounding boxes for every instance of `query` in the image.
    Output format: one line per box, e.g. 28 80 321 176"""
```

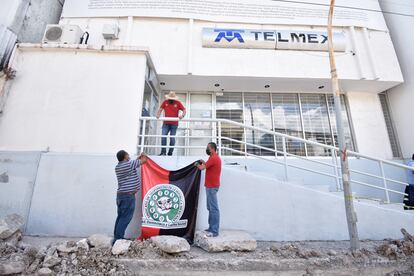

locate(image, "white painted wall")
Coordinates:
58 17 403 85
380 0 414 159
20 153 414 241
347 91 393 159
0 47 147 154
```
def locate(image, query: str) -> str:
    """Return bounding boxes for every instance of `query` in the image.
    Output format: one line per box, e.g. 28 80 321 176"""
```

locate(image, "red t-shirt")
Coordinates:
160 100 185 126
205 153 222 188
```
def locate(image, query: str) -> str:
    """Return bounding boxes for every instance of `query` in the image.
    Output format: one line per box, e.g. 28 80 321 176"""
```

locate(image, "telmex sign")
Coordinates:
202 28 346 52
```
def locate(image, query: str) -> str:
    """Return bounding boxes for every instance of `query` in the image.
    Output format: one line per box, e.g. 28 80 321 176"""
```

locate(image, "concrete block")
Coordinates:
111 239 131 255
150 235 190 254
194 230 257 252
88 234 112 249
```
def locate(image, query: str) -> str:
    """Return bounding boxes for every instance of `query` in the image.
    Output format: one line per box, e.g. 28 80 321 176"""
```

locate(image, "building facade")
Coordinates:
0 0 405 160
1 0 413 240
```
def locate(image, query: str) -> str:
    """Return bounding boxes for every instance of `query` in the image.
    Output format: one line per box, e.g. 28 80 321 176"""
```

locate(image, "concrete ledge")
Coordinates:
194 230 257 252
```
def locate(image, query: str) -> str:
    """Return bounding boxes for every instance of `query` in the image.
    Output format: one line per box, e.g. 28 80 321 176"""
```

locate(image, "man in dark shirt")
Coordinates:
113 150 147 242
156 91 186 156
196 142 222 237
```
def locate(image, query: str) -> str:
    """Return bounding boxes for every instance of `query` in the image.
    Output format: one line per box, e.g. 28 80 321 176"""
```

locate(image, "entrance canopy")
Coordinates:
159 74 402 94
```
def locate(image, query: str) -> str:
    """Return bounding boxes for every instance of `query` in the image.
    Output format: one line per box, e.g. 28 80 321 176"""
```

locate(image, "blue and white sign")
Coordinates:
202 28 346 52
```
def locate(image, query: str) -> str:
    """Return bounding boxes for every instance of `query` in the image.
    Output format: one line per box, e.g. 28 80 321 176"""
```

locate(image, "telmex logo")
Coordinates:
214 29 245 43
204 28 346 52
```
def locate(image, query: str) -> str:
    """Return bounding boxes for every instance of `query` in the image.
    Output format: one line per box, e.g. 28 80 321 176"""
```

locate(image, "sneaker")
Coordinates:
159 153 166 156
167 152 173 156
205 232 218 238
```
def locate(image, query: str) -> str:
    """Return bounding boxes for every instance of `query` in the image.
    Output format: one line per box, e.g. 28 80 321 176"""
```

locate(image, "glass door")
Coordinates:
188 93 213 156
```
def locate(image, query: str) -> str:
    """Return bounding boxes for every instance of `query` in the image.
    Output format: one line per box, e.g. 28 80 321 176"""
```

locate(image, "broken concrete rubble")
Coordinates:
56 240 77 253
0 214 24 240
42 253 61 268
37 267 53 276
150 236 190 254
0 260 25 275
111 239 131 255
87 234 112 249
3 231 21 247
76 238 89 251
194 230 257 252
0 229 413 275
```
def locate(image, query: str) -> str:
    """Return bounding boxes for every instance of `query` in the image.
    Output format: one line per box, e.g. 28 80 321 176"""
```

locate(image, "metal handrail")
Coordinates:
139 116 413 204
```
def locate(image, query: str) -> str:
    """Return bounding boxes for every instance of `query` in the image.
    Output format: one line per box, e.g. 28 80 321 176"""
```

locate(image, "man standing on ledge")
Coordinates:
196 142 222 237
114 150 147 243
156 91 186 156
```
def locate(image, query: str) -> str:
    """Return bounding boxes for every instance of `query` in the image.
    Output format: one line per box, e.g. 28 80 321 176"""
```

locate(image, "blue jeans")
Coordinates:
206 187 220 235
113 193 136 241
161 124 178 155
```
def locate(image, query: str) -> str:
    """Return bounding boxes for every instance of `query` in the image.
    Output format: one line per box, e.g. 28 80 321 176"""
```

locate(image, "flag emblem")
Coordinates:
142 184 187 229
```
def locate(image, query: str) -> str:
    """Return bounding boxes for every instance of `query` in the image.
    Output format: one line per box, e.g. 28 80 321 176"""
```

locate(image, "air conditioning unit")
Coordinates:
42 25 84 44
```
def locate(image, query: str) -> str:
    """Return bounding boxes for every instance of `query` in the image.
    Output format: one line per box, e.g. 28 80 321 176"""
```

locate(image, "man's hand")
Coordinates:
195 160 206 170
156 108 162 119
138 153 148 164
178 114 184 120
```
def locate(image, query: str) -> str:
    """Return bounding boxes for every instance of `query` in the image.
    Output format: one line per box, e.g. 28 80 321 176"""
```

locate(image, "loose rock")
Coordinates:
0 260 26 275
328 249 337 256
0 214 24 240
3 230 22 247
42 254 61 268
57 241 77 253
37 267 53 276
88 234 112 249
401 228 414 243
76 238 89 251
194 230 256 252
150 236 190 254
111 239 131 255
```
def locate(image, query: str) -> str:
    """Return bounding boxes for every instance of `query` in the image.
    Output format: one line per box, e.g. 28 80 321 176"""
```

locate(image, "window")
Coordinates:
326 95 354 151
139 78 159 154
216 93 244 155
300 94 334 156
379 92 401 158
244 93 274 156
215 92 355 157
272 94 306 156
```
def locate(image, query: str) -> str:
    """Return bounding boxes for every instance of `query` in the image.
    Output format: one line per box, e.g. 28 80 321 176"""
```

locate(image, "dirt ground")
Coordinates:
1 236 412 276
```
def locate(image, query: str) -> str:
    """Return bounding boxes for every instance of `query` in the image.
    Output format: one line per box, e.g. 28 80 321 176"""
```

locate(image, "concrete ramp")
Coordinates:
1 153 412 241
208 166 414 241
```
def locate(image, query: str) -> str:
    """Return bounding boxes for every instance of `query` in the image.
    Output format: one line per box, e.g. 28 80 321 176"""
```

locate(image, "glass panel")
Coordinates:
326 95 354 151
216 92 244 156
140 81 158 155
272 93 306 156
189 93 213 156
244 93 274 156
379 93 401 158
300 94 333 156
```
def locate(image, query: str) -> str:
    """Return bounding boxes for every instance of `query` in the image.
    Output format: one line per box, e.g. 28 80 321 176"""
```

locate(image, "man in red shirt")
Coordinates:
196 142 222 237
156 91 186 156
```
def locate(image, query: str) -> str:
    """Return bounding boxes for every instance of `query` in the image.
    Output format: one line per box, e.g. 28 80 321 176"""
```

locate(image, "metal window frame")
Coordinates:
378 91 402 158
